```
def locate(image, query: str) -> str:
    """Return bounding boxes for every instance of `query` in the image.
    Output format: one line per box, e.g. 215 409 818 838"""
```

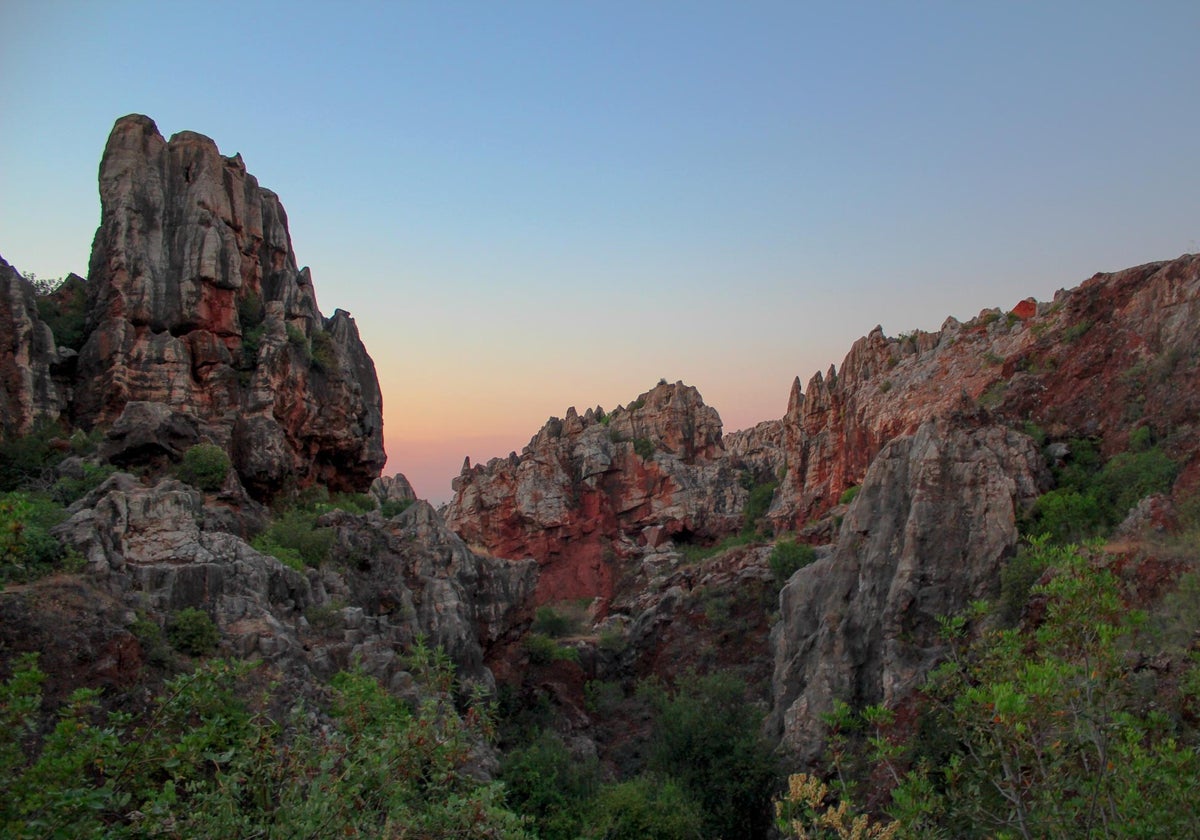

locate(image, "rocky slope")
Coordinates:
769 254 1200 530
446 381 748 606
2 114 385 499
0 257 73 437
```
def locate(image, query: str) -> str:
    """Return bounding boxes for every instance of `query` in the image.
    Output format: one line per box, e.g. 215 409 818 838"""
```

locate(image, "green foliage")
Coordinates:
583 775 706 840
644 671 779 839
879 379 893 393
628 397 646 411
166 607 220 656
838 485 860 506
310 328 338 372
633 437 656 459
532 605 573 638
35 275 88 351
523 632 580 665
0 422 63 491
1062 318 1092 343
175 443 231 492
327 491 374 513
237 289 265 329
904 542 1200 837
744 480 777 534
500 730 600 840
251 508 334 569
0 491 80 583
0 650 530 838
380 497 414 518
812 540 1200 838
1026 439 1179 542
770 538 817 584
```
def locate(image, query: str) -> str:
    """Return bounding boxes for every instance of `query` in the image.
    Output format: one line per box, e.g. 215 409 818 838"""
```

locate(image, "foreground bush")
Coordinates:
176 443 231 492
0 644 530 838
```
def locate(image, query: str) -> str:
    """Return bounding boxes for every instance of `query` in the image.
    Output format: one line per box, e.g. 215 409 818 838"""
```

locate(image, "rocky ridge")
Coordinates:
445 381 748 606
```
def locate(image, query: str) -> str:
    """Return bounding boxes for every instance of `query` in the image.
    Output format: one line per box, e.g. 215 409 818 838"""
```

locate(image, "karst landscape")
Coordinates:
2 116 1198 839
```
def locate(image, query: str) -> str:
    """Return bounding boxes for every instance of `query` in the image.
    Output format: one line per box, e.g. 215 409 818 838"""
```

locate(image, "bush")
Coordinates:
0 492 79 583
584 775 706 840
500 731 600 840
0 422 63 491
0 653 530 838
35 275 87 350
252 508 334 569
310 329 338 372
176 444 231 492
645 672 780 839
744 481 777 534
839 485 861 505
769 539 816 584
166 607 220 656
524 633 580 665
532 605 573 638
633 437 656 459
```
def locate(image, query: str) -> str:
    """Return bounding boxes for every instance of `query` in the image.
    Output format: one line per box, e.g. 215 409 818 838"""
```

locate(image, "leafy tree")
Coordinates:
500 730 600 840
645 672 779 839
583 774 705 840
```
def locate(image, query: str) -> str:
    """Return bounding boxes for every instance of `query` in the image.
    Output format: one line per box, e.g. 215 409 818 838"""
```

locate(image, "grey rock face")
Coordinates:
769 416 1048 763
53 477 537 692
71 114 384 498
0 256 71 438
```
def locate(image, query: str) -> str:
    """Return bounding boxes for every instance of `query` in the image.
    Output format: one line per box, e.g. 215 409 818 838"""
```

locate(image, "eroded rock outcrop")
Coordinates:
445 381 747 605
49 475 535 690
769 415 1049 762
769 253 1200 528
0 256 72 437
68 115 384 497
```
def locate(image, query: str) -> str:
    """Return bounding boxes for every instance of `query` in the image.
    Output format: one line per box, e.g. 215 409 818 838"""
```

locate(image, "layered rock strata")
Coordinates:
51 114 385 497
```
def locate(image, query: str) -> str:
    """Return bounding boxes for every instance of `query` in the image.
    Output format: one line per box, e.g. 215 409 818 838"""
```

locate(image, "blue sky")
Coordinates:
2 1 1198 501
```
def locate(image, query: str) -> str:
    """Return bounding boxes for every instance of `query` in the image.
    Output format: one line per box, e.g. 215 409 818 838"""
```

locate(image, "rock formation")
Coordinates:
0 256 73 438
769 253 1200 529
769 415 1048 762
6 114 385 498
41 473 535 692
445 381 748 605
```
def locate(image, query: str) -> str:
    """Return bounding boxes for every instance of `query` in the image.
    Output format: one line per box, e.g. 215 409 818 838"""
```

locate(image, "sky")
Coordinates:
2 1 1198 503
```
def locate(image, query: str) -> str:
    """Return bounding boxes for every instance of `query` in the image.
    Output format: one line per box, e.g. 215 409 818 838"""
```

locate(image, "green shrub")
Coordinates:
838 485 860 505
644 671 779 839
500 731 600 840
633 437 656 459
166 607 220 656
1063 318 1092 343
310 329 338 372
769 539 816 584
0 652 529 838
0 422 63 491
176 443 231 491
524 633 580 665
35 275 87 351
532 605 573 638
253 509 333 568
584 775 705 840
744 481 777 534
328 492 374 514
0 492 79 583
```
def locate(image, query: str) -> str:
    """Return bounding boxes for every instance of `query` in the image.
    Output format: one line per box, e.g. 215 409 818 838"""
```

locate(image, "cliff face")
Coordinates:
769 415 1048 762
67 115 384 497
0 256 72 437
445 381 747 605
770 253 1200 529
